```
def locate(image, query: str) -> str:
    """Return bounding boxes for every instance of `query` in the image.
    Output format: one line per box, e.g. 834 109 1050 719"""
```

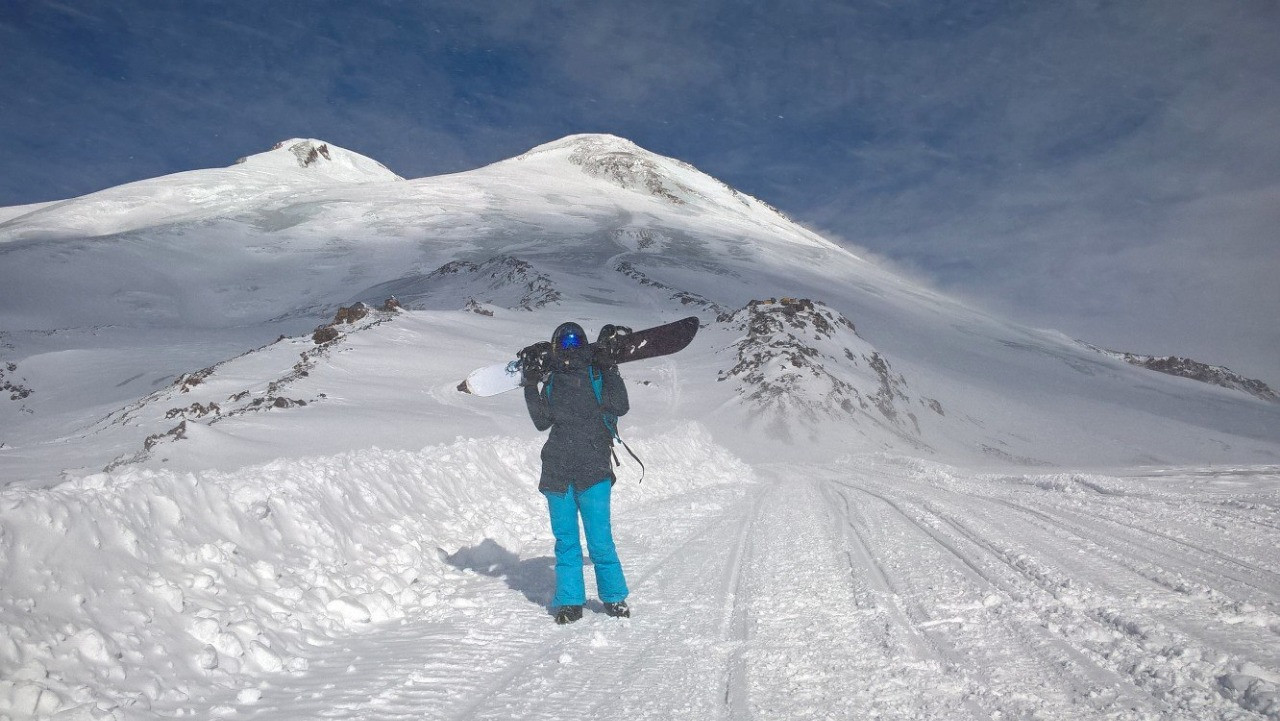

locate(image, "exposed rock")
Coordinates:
144 421 188 451
1089 345 1278 403
252 397 306 409
175 368 215 393
334 303 370 325
313 303 373 344
573 145 686 204
464 298 495 316
312 326 340 344
1 361 33 401
550 134 759 210
381 296 402 312
165 402 220 420
354 256 560 312
717 297 926 446
615 261 727 315
101 330 360 472
275 139 333 168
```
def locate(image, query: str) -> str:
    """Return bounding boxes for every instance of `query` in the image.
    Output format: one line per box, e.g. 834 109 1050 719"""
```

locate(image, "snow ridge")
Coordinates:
352 256 561 313
1088 345 1279 403
235 138 403 183
0 423 746 719
514 134 789 222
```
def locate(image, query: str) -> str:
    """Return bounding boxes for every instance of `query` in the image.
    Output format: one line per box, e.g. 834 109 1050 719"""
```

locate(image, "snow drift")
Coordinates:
0 423 749 719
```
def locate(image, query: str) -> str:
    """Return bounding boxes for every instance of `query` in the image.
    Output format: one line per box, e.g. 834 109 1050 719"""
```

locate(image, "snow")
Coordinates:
0 423 750 719
2 134 1279 719
9 452 1273 719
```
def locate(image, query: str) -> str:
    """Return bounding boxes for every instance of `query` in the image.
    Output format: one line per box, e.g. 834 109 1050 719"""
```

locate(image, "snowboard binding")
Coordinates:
594 323 633 366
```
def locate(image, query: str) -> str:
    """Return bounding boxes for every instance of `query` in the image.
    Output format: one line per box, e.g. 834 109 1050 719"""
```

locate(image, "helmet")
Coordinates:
552 322 586 351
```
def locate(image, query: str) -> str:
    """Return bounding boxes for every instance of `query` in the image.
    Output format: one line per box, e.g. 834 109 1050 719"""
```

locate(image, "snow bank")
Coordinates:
0 422 743 720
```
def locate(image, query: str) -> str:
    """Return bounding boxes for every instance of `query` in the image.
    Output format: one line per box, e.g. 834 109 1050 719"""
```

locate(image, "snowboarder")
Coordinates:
523 321 631 624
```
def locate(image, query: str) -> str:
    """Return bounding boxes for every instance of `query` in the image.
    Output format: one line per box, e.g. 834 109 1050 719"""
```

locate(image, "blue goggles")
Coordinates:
557 328 583 349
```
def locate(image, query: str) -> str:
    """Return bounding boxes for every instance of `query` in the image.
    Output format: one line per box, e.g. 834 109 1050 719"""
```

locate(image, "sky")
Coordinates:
2 0 1278 385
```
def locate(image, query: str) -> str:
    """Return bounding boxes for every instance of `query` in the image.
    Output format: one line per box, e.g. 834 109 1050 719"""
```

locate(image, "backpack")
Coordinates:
544 365 645 482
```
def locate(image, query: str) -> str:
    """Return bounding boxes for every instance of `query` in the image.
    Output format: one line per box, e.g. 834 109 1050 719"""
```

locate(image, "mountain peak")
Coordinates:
518 133 644 157
510 133 789 221
234 138 403 183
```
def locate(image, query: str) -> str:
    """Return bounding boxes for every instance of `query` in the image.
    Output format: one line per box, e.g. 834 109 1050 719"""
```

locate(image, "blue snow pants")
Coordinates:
543 480 628 607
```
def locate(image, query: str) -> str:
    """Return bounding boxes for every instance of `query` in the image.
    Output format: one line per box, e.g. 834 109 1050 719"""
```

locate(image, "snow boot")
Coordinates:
602 601 630 618
554 605 583 625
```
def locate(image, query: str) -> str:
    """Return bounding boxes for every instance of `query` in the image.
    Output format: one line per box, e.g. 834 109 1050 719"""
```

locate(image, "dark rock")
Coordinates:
717 297 925 446
165 402 220 420
465 298 495 316
144 421 188 450
175 368 214 392
334 304 370 325
1092 346 1278 403
615 261 726 315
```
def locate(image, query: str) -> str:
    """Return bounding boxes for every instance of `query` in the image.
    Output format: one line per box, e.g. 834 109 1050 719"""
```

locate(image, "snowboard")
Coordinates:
458 316 700 397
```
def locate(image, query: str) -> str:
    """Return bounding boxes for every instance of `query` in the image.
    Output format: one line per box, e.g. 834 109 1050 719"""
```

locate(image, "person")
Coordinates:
523 321 631 624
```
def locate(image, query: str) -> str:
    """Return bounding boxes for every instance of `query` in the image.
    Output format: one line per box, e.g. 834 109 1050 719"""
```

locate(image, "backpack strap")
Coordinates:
589 365 644 483
588 366 617 439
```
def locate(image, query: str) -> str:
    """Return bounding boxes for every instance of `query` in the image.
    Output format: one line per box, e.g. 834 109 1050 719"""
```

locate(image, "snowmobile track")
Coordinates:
825 467 1280 720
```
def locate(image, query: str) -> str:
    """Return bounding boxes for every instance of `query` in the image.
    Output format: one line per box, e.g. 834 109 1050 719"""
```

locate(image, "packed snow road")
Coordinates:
6 435 1278 719
172 458 1279 721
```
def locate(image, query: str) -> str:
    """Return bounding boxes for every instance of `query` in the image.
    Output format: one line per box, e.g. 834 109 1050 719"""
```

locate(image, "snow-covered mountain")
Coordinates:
3 135 1280 721
2 133 1278 485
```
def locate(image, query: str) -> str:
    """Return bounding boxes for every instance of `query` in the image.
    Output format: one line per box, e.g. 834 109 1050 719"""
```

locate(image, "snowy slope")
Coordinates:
3 133 1278 485
2 135 1279 720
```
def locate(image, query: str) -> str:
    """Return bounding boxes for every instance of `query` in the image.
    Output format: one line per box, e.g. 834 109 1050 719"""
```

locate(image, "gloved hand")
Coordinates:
594 324 632 367
518 341 551 386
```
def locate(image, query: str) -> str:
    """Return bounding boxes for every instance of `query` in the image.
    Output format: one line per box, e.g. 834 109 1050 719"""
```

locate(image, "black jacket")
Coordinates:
524 348 629 494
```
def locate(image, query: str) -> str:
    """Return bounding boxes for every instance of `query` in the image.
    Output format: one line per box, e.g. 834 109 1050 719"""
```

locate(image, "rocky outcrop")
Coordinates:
1090 347 1278 403
2 361 32 402
103 308 392 472
716 297 928 445
549 134 758 211
313 302 385 344
614 261 727 315
569 139 689 205
165 402 220 420
354 256 560 313
280 139 332 167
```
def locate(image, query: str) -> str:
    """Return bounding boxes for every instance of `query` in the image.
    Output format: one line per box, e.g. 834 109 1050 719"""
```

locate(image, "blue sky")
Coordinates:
3 0 1279 384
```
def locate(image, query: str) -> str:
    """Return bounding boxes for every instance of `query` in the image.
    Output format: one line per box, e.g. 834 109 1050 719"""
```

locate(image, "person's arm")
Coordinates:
524 383 553 431
600 365 629 418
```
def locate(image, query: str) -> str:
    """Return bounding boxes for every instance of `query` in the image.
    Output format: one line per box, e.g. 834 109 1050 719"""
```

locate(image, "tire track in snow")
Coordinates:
958 493 1280 674
915 495 1276 720
1011 494 1280 598
735 471 981 719
825 477 1155 719
174 480 758 721
444 481 767 721
834 465 1280 720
